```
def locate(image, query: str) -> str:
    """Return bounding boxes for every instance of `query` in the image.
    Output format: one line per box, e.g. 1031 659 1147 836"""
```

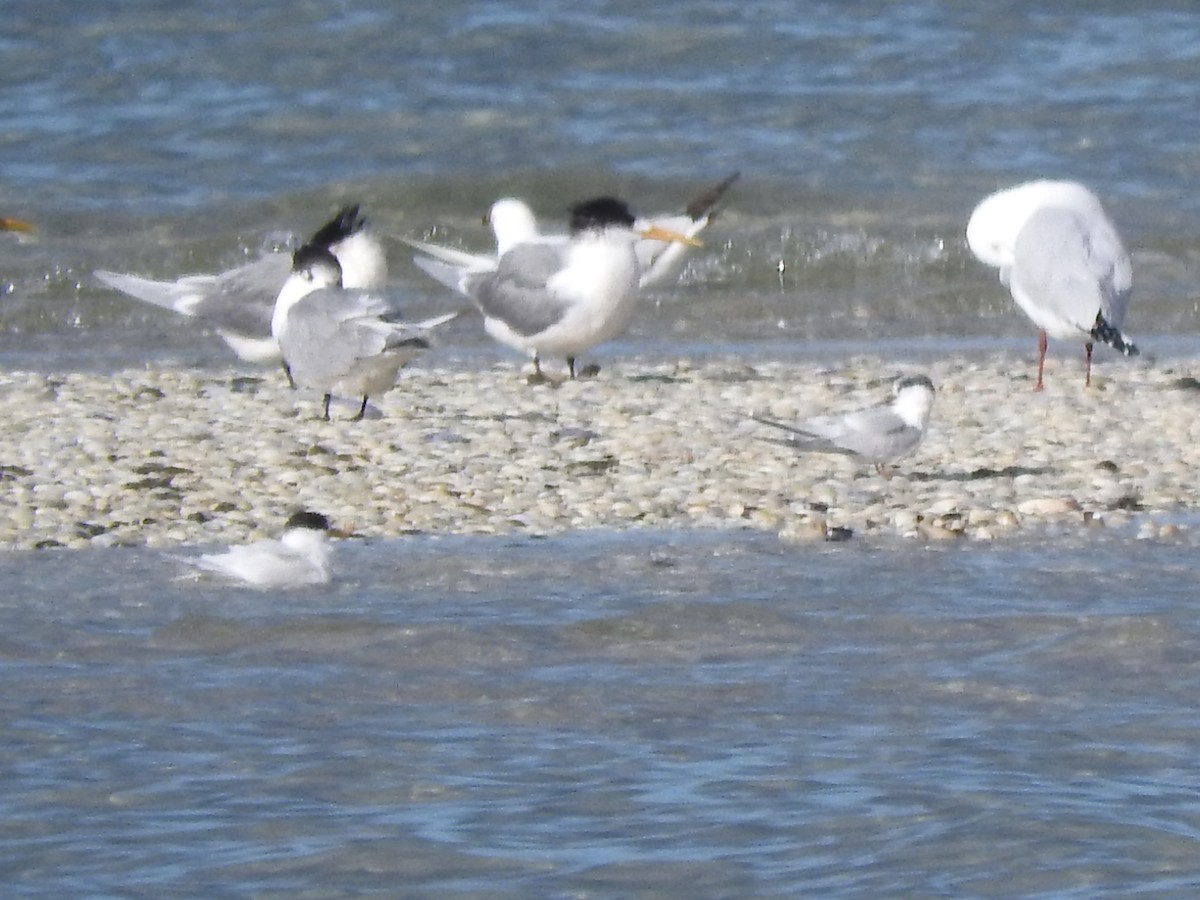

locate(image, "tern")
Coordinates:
95 205 387 376
272 242 454 421
187 510 335 588
967 180 1138 390
754 375 936 478
406 173 737 295
410 195 700 378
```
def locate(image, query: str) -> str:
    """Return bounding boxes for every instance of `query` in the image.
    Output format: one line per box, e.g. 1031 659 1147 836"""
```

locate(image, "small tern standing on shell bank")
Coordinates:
966 180 1138 390
754 375 936 478
271 242 454 421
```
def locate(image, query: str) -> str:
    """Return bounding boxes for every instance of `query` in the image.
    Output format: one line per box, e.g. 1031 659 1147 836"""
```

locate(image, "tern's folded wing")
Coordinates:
465 242 575 337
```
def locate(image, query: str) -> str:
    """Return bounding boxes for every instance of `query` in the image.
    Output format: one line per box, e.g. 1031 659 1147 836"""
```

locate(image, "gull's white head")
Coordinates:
271 245 343 337
891 374 936 429
487 198 540 255
966 180 1104 269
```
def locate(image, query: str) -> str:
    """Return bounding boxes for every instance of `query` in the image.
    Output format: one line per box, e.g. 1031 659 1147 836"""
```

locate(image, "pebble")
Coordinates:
0 355 1197 550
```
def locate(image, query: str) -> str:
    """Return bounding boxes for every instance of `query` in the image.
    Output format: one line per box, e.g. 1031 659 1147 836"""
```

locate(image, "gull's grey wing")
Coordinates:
96 253 290 337
1010 206 1133 331
464 242 575 337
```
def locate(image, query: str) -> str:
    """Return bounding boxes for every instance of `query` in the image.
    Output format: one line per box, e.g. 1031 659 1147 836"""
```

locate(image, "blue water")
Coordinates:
5 0 1200 368
5 530 1200 896
4 2 1200 894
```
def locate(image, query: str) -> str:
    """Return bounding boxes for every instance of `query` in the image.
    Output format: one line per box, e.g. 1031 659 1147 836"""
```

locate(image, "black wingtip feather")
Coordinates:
684 172 741 221
1091 312 1139 357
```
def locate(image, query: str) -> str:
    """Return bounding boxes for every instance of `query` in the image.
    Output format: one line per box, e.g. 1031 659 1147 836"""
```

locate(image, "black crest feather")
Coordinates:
568 197 636 233
306 205 366 250
285 510 332 532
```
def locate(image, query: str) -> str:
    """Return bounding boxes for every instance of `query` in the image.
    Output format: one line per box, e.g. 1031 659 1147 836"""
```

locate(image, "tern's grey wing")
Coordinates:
754 416 860 458
761 405 920 463
410 249 494 297
464 242 574 337
1010 206 1133 330
278 289 392 387
811 406 922 462
403 237 496 270
195 254 293 334
97 253 289 337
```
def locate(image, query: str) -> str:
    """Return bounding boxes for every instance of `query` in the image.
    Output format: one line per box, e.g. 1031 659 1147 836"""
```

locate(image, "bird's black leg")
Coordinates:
282 361 297 390
352 396 369 421
322 393 333 421
567 356 577 379
1084 341 1094 388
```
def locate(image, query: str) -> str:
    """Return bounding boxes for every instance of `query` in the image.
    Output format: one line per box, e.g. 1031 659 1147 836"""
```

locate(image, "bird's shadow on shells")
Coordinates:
907 465 1054 483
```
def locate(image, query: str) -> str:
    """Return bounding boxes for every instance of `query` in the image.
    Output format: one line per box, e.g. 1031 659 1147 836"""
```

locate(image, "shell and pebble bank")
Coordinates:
0 352 1195 551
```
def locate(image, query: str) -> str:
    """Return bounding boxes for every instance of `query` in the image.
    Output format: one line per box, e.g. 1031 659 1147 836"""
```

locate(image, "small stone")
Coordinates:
1016 497 1081 517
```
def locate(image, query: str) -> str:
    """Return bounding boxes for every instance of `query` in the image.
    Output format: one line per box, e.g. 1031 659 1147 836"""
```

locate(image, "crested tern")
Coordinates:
407 173 737 296
95 205 387 374
411 195 700 377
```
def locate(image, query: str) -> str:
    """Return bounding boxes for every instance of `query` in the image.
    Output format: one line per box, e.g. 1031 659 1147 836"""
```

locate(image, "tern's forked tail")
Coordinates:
1091 312 1139 357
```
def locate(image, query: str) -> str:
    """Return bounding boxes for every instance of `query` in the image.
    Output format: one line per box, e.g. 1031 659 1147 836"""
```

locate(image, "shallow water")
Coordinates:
2 0 1199 370
4 529 1200 895
5 2 1200 894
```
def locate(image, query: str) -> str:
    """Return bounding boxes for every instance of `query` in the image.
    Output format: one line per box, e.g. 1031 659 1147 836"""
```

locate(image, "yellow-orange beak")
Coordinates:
0 216 34 234
639 224 702 247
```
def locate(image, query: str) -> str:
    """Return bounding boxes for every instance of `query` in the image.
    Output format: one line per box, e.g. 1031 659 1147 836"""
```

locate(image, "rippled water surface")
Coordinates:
3 0 1200 369
5 2 1200 894
5 529 1200 896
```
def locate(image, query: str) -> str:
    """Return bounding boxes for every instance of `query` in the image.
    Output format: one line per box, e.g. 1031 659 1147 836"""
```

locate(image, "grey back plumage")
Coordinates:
1009 205 1132 332
95 253 291 337
464 242 575 337
278 288 420 389
795 404 924 463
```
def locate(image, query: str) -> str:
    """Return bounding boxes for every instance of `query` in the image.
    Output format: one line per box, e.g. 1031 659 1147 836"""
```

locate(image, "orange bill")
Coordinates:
639 224 702 247
0 216 35 233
